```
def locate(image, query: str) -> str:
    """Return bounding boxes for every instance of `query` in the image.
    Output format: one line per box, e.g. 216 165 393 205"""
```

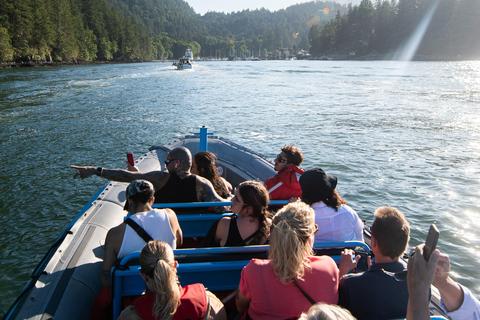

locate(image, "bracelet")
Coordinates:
95 167 103 177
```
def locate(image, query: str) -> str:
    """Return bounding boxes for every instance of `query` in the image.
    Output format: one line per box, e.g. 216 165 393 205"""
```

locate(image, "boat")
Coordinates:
172 48 193 70
3 127 449 320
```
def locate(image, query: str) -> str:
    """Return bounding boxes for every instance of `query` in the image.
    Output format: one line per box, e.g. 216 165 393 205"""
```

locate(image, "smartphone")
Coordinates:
127 152 135 166
423 224 439 262
394 224 440 281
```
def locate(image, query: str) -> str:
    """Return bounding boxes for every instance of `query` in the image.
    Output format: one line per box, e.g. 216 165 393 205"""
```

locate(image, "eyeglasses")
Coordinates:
164 159 177 166
275 154 288 163
231 196 246 206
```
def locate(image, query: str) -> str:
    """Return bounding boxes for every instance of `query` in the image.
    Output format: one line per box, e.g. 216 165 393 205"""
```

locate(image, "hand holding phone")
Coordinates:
127 153 134 167
394 224 439 281
423 224 439 262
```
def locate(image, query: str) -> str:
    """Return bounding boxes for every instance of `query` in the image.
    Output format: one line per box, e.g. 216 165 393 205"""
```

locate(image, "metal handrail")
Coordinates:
152 200 289 209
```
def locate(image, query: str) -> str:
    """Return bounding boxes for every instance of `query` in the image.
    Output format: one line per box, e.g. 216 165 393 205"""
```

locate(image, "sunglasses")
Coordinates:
164 159 177 166
231 195 246 206
276 154 288 163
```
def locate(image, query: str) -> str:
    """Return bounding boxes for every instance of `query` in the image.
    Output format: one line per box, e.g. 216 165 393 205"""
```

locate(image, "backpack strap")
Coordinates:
125 218 153 243
292 278 316 305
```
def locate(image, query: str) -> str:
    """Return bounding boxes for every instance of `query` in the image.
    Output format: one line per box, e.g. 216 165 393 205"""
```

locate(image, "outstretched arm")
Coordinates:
196 176 229 212
71 165 169 191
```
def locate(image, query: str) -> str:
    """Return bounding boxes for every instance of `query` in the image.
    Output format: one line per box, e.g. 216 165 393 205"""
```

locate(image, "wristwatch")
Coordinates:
95 167 103 177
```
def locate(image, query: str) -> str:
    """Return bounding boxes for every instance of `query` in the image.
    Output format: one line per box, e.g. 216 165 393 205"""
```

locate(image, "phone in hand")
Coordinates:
127 152 135 167
394 224 440 281
423 224 439 261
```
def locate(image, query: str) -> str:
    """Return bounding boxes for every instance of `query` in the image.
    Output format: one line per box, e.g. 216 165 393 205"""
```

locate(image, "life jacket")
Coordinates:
133 283 208 320
264 165 305 200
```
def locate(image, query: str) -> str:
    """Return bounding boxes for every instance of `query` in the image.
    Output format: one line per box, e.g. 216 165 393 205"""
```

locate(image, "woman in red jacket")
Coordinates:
264 145 305 200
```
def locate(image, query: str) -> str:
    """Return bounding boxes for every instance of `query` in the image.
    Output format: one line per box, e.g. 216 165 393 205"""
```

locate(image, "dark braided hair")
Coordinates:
238 181 273 244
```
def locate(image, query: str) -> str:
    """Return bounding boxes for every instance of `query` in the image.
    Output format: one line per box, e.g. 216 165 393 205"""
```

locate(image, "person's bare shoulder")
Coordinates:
215 216 231 243
105 223 126 254
164 208 178 221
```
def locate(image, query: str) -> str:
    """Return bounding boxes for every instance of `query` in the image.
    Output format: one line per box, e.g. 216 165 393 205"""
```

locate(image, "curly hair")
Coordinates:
281 145 304 166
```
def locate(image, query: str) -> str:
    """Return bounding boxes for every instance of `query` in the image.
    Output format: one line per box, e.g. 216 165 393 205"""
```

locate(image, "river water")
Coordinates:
0 60 479 314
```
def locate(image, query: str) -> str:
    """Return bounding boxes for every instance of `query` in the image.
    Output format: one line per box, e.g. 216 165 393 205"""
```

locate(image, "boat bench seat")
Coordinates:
177 212 232 238
111 241 369 319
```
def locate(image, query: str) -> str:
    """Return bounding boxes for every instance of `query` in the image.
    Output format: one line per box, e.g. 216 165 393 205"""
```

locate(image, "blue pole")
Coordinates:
152 200 289 209
199 126 208 151
194 126 213 152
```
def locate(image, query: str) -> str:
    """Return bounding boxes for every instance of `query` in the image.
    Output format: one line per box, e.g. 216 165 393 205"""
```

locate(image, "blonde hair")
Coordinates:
300 303 356 320
268 202 316 283
140 241 180 320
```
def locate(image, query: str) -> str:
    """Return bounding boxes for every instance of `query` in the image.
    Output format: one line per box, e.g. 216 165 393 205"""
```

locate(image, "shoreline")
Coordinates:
1 56 476 69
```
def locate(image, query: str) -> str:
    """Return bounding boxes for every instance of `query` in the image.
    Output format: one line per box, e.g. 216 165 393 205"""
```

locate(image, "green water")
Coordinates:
0 60 479 314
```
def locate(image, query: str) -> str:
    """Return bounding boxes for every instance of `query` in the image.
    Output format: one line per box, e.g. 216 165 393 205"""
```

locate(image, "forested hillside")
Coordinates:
309 0 480 59
0 0 478 63
0 0 344 63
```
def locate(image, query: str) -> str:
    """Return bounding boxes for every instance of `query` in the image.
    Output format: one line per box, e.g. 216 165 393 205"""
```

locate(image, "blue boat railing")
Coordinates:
152 200 289 209
111 241 370 319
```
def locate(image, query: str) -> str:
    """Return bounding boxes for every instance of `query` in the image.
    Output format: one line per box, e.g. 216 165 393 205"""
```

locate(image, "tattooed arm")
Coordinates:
195 176 229 213
71 165 170 191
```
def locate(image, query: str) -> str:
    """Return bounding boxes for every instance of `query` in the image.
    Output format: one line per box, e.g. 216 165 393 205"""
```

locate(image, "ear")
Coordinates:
174 260 178 270
150 197 155 205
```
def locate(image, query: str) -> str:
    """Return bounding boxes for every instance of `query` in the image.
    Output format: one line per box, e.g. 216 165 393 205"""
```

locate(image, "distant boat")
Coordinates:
173 48 193 70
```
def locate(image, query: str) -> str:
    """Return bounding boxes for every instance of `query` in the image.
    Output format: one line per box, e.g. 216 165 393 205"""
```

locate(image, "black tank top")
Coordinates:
225 215 260 246
154 172 198 203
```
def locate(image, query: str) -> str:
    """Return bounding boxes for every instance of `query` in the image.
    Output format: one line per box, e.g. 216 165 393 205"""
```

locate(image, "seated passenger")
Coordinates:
118 240 227 320
338 206 410 320
299 168 363 242
92 180 183 320
235 202 348 319
192 151 232 198
432 249 480 319
201 181 272 247
101 180 182 287
300 302 356 320
71 147 228 212
264 145 305 200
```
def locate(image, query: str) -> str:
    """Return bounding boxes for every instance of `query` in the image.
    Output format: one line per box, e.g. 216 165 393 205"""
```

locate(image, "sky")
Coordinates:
186 0 361 15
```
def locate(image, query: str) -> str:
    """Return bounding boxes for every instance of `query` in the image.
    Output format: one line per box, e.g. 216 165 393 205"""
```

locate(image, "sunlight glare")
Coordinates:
391 0 440 61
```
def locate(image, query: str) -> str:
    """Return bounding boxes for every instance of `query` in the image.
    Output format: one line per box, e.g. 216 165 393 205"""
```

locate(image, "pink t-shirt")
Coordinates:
239 256 339 320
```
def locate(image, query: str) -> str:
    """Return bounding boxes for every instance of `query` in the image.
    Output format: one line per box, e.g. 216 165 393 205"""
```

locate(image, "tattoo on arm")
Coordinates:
102 169 169 190
197 177 228 212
